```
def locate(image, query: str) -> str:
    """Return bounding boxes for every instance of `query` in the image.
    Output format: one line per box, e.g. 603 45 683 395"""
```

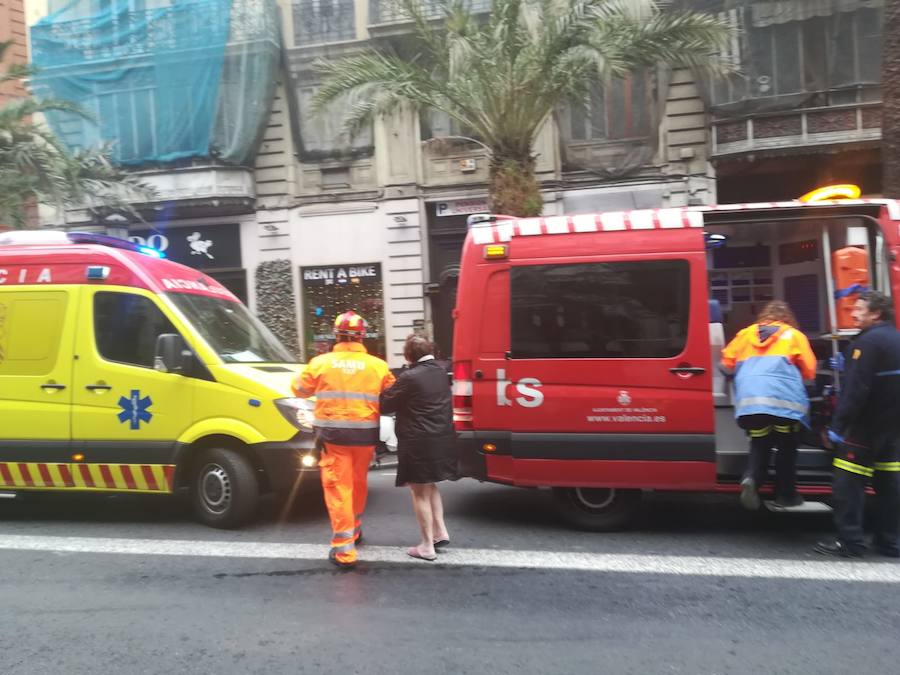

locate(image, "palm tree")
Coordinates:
0 41 152 229
883 0 900 197
314 0 734 216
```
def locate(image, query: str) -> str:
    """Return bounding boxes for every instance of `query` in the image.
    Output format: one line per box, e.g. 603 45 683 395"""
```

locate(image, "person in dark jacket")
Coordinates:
815 291 900 558
380 334 458 561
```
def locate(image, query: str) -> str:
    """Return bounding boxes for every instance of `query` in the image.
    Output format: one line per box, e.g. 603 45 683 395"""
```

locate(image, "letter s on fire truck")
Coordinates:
451 200 900 530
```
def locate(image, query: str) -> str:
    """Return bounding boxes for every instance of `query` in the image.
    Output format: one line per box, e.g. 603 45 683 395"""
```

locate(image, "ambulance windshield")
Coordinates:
167 294 294 364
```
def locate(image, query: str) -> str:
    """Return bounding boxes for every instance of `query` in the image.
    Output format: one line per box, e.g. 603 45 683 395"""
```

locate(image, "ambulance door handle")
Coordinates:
85 384 112 392
41 383 67 391
669 366 706 375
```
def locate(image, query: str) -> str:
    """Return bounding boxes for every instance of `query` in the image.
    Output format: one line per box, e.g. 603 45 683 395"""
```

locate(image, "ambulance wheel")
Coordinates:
552 487 641 531
192 448 259 529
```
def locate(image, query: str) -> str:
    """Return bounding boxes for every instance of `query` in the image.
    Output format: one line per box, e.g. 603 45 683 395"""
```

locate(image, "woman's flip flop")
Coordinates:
433 539 450 550
407 546 437 561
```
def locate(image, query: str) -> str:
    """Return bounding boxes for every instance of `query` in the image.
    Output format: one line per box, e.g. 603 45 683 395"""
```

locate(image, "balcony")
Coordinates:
31 0 281 175
293 0 357 47
712 101 882 158
34 0 276 65
138 165 256 203
368 0 490 26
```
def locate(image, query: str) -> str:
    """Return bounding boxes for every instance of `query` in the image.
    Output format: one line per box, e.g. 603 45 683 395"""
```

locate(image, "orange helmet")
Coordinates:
333 311 367 340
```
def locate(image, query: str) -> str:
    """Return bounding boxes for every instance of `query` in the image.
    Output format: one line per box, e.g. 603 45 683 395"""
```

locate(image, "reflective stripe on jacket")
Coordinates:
292 342 396 445
721 321 816 428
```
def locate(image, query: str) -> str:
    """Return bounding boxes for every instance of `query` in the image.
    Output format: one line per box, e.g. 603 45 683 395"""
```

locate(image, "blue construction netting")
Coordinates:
30 0 281 167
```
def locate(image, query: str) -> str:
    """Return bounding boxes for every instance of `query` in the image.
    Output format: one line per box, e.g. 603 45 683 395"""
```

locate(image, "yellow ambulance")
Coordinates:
0 230 318 527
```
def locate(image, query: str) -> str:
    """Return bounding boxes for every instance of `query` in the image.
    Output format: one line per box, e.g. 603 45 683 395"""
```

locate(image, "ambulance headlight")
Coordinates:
275 398 315 431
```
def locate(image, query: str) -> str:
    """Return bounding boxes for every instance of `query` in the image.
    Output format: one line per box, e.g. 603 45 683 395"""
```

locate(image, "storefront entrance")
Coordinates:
300 263 386 360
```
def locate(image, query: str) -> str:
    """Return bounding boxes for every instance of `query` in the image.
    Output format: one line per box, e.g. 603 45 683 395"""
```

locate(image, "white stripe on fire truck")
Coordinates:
468 200 900 244
517 218 542 235
571 214 598 232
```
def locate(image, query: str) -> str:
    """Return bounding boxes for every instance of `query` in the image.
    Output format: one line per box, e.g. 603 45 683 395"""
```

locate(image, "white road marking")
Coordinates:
0 534 898 581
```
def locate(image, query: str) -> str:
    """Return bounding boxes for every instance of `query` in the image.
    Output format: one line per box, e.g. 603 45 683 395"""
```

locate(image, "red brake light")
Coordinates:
452 360 473 431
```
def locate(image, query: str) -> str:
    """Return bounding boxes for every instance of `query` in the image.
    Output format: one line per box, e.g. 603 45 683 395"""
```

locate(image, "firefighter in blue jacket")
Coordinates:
815 291 900 558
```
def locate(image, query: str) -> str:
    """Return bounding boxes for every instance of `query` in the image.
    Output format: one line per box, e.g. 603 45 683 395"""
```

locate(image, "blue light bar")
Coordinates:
86 265 110 280
67 231 165 258
705 232 728 250
137 245 165 258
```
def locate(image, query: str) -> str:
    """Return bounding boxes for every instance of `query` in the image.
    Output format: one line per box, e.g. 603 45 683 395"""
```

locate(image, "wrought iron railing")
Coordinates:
712 99 882 156
369 0 491 25
293 0 357 45
32 0 279 65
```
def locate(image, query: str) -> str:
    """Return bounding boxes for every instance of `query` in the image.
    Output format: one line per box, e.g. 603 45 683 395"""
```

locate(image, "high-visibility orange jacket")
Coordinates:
721 321 817 427
292 342 396 446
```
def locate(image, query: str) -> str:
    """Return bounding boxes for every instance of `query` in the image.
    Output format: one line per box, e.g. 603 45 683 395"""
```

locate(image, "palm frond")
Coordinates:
0 50 154 227
313 0 736 163
589 7 737 76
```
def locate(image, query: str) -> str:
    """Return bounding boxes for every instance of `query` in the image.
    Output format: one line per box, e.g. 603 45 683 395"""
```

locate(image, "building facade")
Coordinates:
0 0 28 105
691 0 883 202
253 0 716 364
25 0 282 338
2 0 32 230
24 0 886 366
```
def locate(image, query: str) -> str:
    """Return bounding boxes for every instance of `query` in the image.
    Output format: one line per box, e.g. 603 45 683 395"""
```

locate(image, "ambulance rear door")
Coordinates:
0 287 78 479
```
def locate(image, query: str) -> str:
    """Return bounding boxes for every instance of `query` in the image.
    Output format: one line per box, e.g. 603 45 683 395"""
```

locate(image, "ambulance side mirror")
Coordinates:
155 333 191 375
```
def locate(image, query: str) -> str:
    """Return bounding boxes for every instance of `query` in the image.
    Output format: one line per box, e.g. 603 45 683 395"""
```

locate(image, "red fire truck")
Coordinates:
451 196 899 529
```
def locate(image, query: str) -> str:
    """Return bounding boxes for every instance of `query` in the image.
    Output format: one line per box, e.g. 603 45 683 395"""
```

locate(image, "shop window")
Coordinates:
94 292 178 368
510 260 690 359
301 263 386 359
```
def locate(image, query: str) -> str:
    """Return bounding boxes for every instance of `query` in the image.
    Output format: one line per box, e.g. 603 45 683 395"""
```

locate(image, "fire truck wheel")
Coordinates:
551 487 641 531
191 447 259 529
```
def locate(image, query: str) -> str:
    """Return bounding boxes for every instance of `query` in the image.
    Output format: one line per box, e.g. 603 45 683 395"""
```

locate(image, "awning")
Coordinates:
751 0 882 27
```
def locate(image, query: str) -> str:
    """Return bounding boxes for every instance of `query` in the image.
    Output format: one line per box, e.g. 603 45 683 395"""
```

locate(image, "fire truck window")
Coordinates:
94 292 178 369
510 260 690 359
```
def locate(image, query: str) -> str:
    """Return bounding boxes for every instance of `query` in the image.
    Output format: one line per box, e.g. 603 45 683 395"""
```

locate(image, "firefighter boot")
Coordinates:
814 539 865 558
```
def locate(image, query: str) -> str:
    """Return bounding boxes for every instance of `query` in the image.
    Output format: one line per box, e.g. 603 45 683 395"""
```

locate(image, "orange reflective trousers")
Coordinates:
319 442 374 564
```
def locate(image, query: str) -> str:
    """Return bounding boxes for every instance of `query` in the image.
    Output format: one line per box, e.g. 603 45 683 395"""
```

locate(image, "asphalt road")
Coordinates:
1 472 898 675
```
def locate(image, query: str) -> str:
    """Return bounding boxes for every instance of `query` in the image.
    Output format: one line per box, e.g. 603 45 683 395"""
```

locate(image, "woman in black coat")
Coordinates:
380 335 458 561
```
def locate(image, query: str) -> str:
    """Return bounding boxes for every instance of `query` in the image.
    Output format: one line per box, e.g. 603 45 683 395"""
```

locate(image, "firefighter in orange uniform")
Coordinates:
293 311 396 568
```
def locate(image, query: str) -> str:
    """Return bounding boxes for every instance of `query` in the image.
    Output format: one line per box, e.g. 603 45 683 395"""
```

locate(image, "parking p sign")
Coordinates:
436 198 490 217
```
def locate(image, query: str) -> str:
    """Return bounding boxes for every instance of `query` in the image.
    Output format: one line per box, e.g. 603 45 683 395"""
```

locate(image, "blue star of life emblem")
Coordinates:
117 389 153 430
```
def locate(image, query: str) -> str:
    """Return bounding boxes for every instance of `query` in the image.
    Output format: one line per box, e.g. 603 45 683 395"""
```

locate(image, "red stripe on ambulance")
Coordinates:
58 464 74 487
141 465 158 491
